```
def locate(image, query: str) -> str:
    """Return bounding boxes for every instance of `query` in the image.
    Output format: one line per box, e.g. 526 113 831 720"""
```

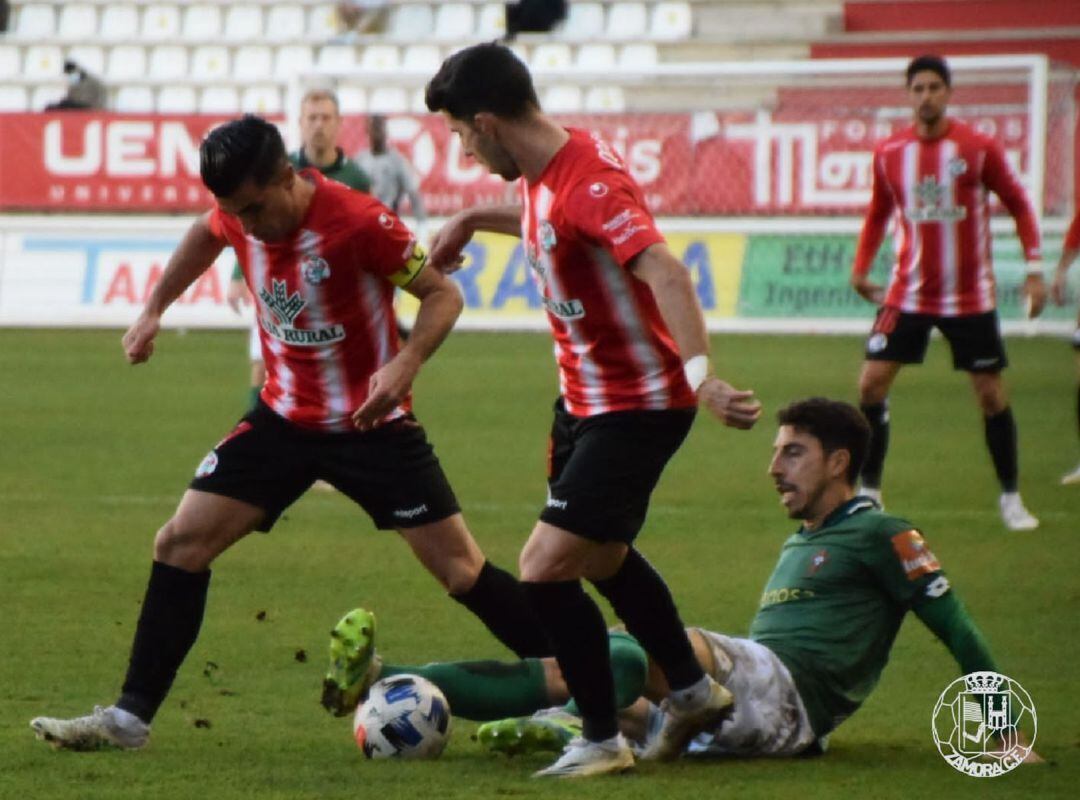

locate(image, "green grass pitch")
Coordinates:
0 329 1076 799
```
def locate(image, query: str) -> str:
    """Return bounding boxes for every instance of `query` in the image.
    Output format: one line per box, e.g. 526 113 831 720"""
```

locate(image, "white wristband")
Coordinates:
683 355 711 392
1025 261 1044 276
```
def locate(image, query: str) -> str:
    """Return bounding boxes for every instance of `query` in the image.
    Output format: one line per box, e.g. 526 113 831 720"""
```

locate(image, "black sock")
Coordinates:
451 561 551 658
859 401 890 489
984 407 1019 493
521 580 617 742
593 549 703 691
116 561 211 724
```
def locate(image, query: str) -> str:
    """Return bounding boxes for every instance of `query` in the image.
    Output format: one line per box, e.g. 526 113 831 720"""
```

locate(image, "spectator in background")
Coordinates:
46 60 106 111
355 115 428 237
505 0 567 39
334 0 388 40
1 1 10 33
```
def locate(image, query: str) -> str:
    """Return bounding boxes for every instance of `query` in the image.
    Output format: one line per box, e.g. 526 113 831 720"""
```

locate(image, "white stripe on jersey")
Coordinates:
250 238 294 417
939 140 958 315
296 228 351 432
973 151 994 307
900 142 922 312
589 245 669 410
358 270 406 423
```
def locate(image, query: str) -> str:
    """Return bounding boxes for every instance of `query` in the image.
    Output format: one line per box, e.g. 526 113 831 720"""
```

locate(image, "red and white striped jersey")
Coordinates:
520 128 697 417
209 169 417 432
852 120 1041 316
1064 209 1080 252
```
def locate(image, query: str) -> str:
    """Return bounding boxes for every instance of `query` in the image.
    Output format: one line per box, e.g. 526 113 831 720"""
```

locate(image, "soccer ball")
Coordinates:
352 675 451 759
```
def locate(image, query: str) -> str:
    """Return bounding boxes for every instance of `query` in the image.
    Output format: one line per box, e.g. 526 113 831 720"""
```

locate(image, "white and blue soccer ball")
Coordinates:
352 675 451 759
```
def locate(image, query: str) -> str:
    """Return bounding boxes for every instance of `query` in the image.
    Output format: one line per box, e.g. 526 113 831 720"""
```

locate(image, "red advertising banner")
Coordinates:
0 106 1061 215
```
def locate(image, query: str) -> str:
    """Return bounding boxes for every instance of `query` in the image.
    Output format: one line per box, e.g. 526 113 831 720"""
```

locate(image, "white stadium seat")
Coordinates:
114 86 155 113
651 2 692 40
402 45 442 72
32 84 67 110
148 45 189 81
274 45 314 80
388 4 434 39
0 45 21 77
531 43 572 72
432 4 474 42
234 46 273 80
182 5 222 41
337 86 367 113
584 86 626 112
576 44 617 70
242 86 283 115
316 45 356 72
0 86 30 112
66 45 107 77
359 45 400 71
99 4 140 41
543 85 583 113
619 43 659 68
141 5 181 42
15 4 56 38
58 5 98 41
475 4 506 38
265 5 305 43
368 87 408 113
410 88 429 113
23 45 64 79
158 86 198 113
606 3 648 39
106 45 147 81
224 6 264 42
307 5 339 39
561 3 604 40
191 46 230 80
199 87 240 114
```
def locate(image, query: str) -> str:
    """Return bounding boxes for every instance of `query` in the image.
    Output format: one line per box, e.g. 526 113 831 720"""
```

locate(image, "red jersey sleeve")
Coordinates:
565 173 665 268
351 203 420 279
981 139 1041 262
1064 211 1080 252
852 148 895 277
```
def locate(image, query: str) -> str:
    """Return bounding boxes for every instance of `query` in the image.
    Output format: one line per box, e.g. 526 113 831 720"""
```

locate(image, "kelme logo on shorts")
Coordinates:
867 333 887 353
931 671 1036 777
195 451 218 478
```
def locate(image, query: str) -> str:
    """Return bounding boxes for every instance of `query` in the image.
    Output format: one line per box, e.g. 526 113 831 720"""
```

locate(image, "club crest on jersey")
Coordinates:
538 220 557 252
947 157 967 176
806 548 829 576
301 254 331 286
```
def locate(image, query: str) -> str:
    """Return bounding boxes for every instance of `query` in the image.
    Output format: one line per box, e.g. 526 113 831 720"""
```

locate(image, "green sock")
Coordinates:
565 630 648 715
248 387 260 410
378 659 549 721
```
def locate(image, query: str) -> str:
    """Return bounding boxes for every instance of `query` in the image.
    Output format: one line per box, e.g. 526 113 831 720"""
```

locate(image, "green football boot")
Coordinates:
320 608 381 717
476 708 582 757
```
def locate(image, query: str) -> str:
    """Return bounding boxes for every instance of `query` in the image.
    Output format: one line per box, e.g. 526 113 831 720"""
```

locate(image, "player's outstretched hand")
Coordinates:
428 213 473 274
352 352 422 432
1022 273 1047 318
122 313 160 364
226 278 251 314
699 378 762 429
850 273 885 305
1051 270 1069 306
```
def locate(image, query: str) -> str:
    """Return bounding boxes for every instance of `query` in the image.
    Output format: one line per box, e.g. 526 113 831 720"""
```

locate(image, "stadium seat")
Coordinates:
0 45 20 78
274 45 315 80
181 4 222 41
410 88 429 113
651 2 692 40
337 85 367 113
584 86 626 111
432 4 474 42
141 5 181 42
307 4 340 39
388 4 434 39
619 43 659 68
148 45 190 81
576 43 617 70
606 3 648 39
543 85 583 112
224 6 264 42
105 44 146 81
242 86 283 115
317 45 356 73
359 45 400 71
191 46 230 80
265 5 305 43
368 87 409 113
560 2 604 40
0 86 30 112
531 43 573 72
114 85 155 112
99 4 140 41
32 84 67 110
158 85 198 113
23 45 64 80
475 4 506 38
66 45 107 77
234 46 273 80
57 5 98 41
402 45 442 72
199 87 240 114
14 4 56 39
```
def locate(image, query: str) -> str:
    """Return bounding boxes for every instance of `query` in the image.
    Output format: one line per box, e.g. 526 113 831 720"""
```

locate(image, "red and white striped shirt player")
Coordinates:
852 119 1042 317
210 169 419 432
520 128 696 416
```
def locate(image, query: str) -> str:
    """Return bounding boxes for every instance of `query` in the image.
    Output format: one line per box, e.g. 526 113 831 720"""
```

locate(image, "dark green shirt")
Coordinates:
750 498 948 737
289 147 372 194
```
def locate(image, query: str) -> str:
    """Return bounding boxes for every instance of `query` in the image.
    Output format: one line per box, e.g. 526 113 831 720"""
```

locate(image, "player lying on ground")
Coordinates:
326 398 1041 764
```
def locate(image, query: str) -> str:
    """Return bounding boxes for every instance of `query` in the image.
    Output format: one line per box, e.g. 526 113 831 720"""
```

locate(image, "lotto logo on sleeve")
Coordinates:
890 529 940 580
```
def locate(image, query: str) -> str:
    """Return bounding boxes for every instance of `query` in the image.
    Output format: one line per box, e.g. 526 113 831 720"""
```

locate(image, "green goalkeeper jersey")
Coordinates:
750 497 948 737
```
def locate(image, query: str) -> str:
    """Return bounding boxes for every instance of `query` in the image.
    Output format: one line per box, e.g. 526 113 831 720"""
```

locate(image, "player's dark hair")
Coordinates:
425 42 539 120
200 115 288 198
906 54 951 87
777 398 870 485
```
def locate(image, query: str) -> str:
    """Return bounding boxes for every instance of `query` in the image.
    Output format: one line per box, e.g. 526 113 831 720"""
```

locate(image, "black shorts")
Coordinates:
189 402 459 532
539 398 695 544
864 307 1008 372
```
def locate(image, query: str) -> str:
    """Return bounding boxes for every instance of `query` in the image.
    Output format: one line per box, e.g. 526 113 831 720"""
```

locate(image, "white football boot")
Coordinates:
999 493 1039 531
532 734 634 778
31 705 149 751
1061 463 1080 486
639 676 735 761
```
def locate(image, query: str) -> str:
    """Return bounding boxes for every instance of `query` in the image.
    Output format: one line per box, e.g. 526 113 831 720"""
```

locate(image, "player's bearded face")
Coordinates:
448 115 521 181
768 427 833 521
908 71 951 127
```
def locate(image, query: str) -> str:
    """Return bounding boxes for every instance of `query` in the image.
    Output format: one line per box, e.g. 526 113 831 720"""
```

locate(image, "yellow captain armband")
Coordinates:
388 242 428 288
